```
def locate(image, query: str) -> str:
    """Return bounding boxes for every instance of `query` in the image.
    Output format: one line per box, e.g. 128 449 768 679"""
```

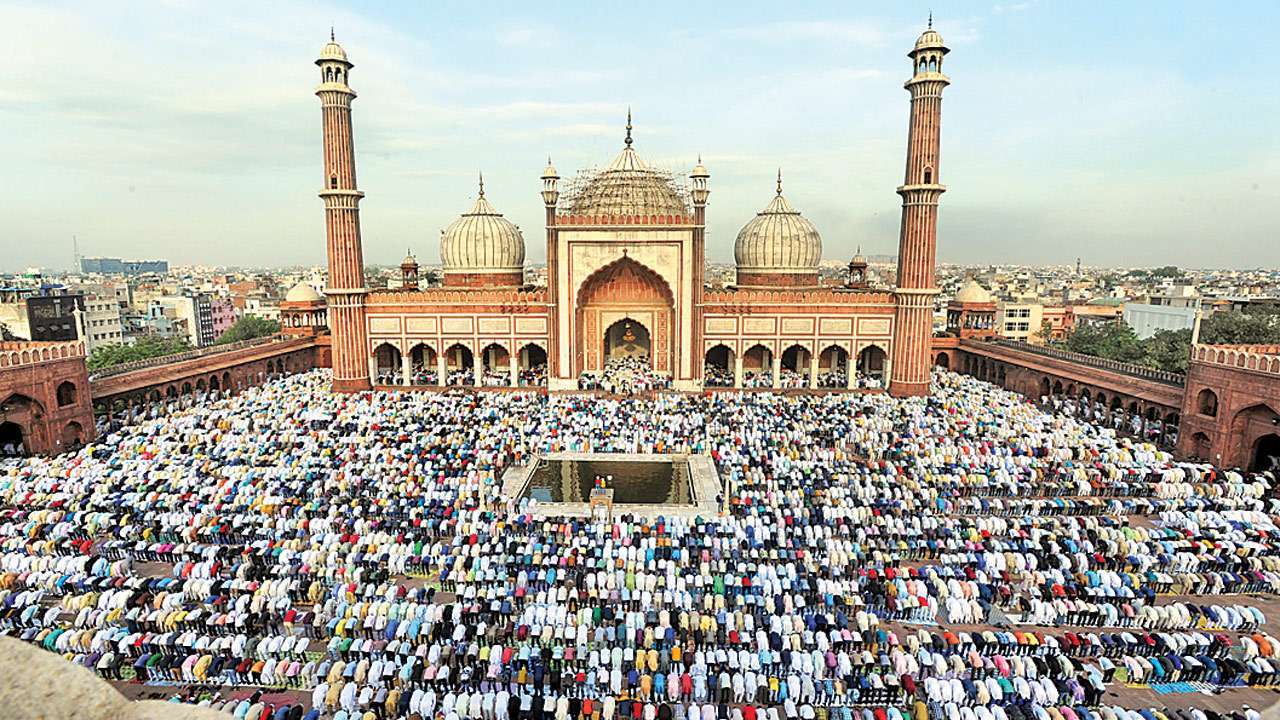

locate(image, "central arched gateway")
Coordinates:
603 318 652 363
574 257 674 376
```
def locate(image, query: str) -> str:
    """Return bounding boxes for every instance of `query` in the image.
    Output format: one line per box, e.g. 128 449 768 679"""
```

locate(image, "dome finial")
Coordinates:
776 168 783 196
330 25 335 41
478 171 485 197
928 11 932 29
625 108 633 147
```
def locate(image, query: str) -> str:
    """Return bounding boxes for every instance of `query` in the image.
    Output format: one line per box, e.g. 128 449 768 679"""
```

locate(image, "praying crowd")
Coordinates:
0 368 1277 720
578 357 672 395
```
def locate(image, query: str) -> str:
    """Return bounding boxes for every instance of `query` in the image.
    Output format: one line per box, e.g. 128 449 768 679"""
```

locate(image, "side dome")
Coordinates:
563 114 689 218
440 177 525 287
953 279 994 304
734 172 822 288
284 281 324 304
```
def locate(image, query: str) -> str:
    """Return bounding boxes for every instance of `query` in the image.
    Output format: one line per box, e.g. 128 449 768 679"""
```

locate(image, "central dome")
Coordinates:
564 116 689 218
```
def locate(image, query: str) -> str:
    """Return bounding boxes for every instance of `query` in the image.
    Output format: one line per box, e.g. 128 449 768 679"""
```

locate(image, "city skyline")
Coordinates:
4 1 1279 272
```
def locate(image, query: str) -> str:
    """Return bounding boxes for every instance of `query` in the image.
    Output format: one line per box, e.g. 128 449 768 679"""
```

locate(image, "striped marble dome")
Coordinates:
440 180 525 275
733 174 823 274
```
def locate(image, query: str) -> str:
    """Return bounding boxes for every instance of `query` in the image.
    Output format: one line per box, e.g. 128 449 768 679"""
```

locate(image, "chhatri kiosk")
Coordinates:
313 24 951 396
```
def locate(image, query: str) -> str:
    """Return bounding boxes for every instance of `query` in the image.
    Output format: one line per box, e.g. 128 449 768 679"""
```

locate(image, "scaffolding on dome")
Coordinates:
559 164 692 218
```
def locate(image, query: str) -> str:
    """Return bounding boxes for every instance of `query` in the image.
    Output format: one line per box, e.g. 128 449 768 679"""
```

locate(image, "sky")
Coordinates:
4 1 1279 272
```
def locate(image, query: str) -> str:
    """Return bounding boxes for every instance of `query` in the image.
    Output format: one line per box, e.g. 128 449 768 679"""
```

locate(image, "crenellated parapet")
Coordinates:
1193 344 1280 375
367 287 549 307
554 213 695 227
0 340 85 369
703 288 895 309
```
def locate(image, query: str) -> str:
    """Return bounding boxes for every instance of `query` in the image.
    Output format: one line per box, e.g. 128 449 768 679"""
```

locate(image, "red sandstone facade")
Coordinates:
1179 345 1280 471
0 341 94 455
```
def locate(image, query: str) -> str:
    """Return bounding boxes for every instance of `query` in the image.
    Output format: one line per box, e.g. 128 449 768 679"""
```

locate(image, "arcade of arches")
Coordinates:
370 339 550 388
935 347 1184 451
703 342 881 390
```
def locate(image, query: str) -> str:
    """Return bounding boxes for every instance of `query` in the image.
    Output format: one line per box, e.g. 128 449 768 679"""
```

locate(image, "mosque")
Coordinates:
310 24 951 396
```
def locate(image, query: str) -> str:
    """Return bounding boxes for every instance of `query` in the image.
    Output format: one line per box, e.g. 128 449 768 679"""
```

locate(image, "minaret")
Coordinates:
689 156 710 386
316 32 371 392
541 156 560 380
889 19 949 398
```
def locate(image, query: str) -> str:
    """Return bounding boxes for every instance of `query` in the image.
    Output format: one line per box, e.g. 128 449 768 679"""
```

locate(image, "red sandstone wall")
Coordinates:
0 355 95 455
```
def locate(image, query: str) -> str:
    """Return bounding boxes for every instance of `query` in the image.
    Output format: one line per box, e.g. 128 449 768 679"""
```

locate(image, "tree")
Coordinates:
1141 328 1192 374
1199 310 1280 345
215 316 279 345
1061 321 1145 364
87 336 192 370
1057 311 1280 375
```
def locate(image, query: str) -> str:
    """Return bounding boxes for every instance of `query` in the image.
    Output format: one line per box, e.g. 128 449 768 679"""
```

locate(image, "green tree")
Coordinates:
87 336 193 370
1140 328 1192 374
214 316 280 345
1061 321 1145 364
1199 310 1280 345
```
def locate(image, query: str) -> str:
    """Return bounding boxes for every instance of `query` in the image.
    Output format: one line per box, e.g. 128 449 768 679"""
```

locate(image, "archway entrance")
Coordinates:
741 344 773 388
61 421 84 449
856 345 887 386
518 343 548 387
1230 403 1280 468
1252 434 1280 473
575 257 674 377
820 346 849 388
603 319 651 365
409 344 438 385
480 343 512 386
445 344 475 385
373 343 401 385
0 421 24 457
704 345 734 387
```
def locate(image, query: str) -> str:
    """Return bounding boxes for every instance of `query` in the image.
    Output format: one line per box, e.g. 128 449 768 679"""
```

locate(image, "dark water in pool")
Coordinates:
525 459 692 504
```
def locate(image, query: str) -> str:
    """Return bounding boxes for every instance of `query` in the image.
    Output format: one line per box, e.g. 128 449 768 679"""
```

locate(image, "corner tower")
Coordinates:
889 20 949 398
316 33 371 392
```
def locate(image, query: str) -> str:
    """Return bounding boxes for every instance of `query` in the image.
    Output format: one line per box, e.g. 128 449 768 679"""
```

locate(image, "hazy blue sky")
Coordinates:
4 1 1278 271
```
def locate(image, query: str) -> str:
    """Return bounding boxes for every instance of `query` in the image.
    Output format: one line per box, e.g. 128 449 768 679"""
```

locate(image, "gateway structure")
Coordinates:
315 24 950 396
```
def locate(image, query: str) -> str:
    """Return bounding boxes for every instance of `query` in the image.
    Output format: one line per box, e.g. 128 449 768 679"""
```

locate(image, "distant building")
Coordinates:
210 297 238 340
80 257 169 275
1123 284 1201 339
0 289 84 342
1074 301 1124 327
75 295 125 352
155 294 216 347
1040 305 1075 342
996 299 1044 343
1123 303 1198 339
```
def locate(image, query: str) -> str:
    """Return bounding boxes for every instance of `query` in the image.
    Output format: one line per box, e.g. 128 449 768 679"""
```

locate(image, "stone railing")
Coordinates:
1193 343 1280 375
982 339 1186 386
0 340 85 369
87 335 286 380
